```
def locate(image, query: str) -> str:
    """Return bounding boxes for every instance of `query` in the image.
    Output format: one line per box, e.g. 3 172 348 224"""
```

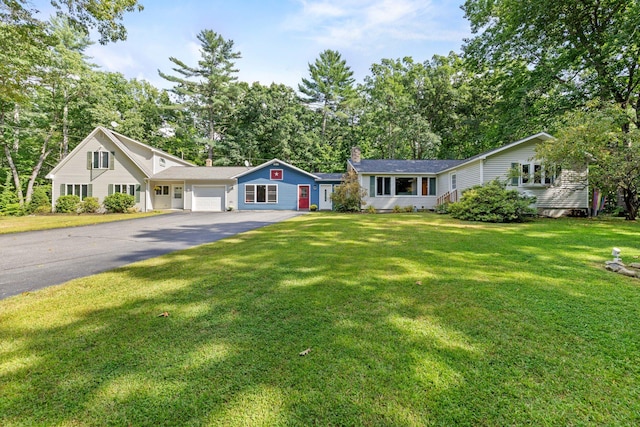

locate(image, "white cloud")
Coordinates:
283 0 468 50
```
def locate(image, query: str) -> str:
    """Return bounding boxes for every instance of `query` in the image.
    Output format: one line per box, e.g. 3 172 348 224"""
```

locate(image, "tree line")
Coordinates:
2 0 640 218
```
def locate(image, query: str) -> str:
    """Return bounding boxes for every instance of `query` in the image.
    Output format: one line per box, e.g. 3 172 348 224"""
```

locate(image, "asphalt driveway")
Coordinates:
0 211 302 300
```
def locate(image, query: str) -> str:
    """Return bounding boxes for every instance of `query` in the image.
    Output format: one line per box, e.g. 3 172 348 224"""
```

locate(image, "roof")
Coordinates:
349 159 466 174
347 132 555 175
438 132 555 173
46 126 194 179
232 158 320 180
315 173 344 181
151 166 249 180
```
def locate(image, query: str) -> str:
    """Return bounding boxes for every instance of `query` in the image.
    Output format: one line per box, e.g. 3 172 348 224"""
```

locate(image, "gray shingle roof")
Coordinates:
315 173 344 181
351 159 466 174
151 166 250 180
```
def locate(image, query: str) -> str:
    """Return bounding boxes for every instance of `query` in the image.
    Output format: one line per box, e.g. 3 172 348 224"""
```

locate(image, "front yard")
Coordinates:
1 213 639 425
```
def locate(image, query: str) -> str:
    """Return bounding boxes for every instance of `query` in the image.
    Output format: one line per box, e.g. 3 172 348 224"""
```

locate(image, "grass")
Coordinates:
0 211 166 234
1 213 640 425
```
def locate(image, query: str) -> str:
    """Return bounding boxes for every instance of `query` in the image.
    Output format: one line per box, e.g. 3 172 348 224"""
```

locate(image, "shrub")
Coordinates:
392 205 403 213
3 203 25 216
331 169 367 212
404 205 414 213
81 197 101 213
55 195 81 213
448 179 536 223
310 204 318 211
365 205 377 214
435 202 450 214
103 193 135 213
27 185 50 214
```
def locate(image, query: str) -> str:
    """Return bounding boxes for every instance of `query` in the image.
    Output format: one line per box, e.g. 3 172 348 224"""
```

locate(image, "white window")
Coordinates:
65 184 89 200
376 177 391 196
519 163 559 186
154 185 169 196
93 151 110 169
114 184 136 196
395 177 418 195
245 184 277 203
421 177 437 196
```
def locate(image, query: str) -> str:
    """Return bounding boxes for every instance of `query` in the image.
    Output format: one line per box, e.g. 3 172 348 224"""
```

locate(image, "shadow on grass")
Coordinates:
1 214 640 425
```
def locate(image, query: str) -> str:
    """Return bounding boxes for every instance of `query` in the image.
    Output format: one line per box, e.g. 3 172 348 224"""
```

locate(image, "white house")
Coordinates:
348 133 589 215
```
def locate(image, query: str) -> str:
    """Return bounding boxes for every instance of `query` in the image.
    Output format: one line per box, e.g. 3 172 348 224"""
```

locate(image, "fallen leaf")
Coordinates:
415 281 422 285
157 311 170 317
299 348 311 356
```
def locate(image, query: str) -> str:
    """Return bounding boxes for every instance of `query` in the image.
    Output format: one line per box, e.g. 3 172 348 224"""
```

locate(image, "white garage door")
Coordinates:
192 186 225 212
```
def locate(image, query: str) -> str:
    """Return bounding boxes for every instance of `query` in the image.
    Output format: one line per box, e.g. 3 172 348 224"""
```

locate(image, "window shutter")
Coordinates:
60 183 66 196
87 184 93 197
511 163 519 186
429 177 437 196
109 152 115 170
87 152 92 169
135 185 140 203
369 176 375 197
108 184 113 195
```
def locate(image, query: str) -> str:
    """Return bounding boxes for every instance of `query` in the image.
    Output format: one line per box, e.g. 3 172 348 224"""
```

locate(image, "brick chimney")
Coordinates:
351 146 361 164
205 158 213 167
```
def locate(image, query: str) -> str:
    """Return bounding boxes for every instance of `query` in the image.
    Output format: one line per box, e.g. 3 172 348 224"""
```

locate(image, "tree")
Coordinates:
537 102 640 220
299 49 356 136
463 0 640 129
159 29 241 164
331 168 367 212
1 0 143 44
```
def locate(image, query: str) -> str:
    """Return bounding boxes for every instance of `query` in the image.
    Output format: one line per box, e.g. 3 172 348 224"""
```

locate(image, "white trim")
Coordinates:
244 183 278 204
232 158 319 180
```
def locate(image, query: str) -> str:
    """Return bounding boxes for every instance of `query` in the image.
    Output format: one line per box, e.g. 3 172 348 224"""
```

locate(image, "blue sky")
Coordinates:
39 0 471 90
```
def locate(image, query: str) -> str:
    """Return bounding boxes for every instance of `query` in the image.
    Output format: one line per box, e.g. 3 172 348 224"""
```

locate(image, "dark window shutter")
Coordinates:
135 185 140 203
109 152 115 170
369 176 375 197
60 183 65 196
108 184 113 195
87 152 92 169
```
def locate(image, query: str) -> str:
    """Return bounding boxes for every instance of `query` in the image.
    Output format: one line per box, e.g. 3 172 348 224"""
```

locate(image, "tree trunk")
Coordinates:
2 143 25 206
61 87 69 158
25 132 53 205
623 187 639 220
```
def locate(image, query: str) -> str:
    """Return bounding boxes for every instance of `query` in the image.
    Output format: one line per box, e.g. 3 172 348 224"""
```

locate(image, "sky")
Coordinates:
36 0 472 90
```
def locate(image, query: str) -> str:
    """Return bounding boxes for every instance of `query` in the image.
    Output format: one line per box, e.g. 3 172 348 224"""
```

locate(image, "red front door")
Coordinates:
298 185 310 210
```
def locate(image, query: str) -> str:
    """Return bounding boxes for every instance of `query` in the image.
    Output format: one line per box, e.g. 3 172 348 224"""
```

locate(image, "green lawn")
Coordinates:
1 213 639 426
0 211 165 234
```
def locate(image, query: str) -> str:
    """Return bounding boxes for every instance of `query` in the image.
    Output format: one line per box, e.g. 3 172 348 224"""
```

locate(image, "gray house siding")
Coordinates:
51 131 149 211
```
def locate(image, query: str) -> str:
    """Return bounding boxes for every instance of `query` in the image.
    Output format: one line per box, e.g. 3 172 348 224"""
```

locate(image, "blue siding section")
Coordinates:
238 164 317 210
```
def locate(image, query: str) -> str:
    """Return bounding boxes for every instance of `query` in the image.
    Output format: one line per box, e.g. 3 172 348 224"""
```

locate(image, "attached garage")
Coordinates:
192 185 226 212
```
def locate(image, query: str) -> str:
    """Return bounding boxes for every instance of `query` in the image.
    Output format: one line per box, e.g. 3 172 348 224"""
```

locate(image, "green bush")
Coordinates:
55 195 81 213
404 205 414 213
365 205 377 214
392 205 403 213
3 203 25 216
81 197 101 213
103 193 135 213
448 179 537 223
331 169 367 212
309 204 318 211
27 185 51 214
435 202 450 214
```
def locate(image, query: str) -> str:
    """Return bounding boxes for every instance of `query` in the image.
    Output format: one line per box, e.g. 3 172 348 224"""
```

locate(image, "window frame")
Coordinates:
395 177 418 196
245 184 278 204
376 176 391 196
93 151 110 169
65 183 89 200
421 177 437 196
114 184 136 196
